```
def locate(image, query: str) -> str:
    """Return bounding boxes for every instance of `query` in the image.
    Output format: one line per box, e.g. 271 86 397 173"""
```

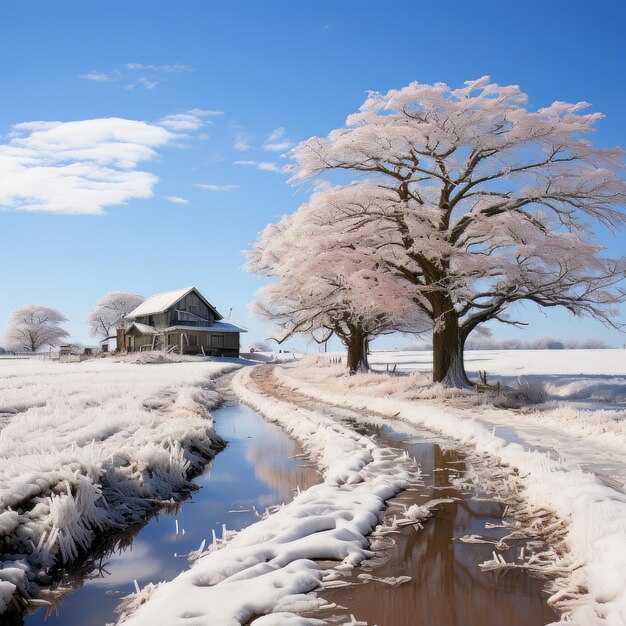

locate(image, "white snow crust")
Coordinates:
370 348 626 377
277 360 626 625
0 358 237 612
116 366 424 625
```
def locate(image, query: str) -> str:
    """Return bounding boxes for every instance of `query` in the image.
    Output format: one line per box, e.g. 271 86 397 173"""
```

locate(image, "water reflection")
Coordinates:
16 404 320 626
12 405 556 626
308 423 556 626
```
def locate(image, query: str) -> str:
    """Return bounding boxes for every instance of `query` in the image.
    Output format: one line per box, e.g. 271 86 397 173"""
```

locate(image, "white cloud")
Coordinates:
262 127 293 152
0 118 173 215
124 63 192 73
194 183 239 192
79 71 119 82
137 76 160 90
165 195 189 204
158 109 224 131
234 132 252 151
79 62 192 90
159 113 204 131
85 541 163 588
233 160 283 173
188 108 224 117
231 126 292 153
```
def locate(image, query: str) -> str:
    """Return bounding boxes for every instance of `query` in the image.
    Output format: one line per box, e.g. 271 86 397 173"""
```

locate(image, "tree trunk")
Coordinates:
346 327 369 375
432 306 471 388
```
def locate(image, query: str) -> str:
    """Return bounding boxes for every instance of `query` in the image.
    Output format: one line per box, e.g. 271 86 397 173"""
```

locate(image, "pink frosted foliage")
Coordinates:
284 76 625 343
246 190 429 345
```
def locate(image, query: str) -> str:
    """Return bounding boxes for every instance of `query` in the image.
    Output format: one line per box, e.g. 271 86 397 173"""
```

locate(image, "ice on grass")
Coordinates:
0 357 237 611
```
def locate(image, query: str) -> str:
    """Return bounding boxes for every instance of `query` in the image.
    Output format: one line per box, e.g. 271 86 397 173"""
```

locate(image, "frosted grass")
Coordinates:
0 358 237 612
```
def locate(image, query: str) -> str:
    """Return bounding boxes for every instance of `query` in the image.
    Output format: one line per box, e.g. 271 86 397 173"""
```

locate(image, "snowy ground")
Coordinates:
0 357 239 613
276 357 626 625
5 349 625 624
371 349 626 408
370 348 626 377
369 349 626 488
115 366 431 626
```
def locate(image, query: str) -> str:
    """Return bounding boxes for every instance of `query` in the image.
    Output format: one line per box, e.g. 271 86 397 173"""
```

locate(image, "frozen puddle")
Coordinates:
14 404 320 626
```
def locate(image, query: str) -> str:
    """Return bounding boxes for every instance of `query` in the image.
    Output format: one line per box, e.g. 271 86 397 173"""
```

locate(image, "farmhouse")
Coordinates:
121 287 246 357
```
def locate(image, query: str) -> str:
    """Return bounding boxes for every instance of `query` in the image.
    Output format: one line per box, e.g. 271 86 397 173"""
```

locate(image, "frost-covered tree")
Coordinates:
3 305 69 352
246 189 428 373
289 76 626 386
87 291 144 338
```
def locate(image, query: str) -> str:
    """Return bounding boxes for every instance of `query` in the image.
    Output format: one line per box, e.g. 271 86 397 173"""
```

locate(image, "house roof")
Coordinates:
163 321 248 334
128 322 159 335
126 287 223 320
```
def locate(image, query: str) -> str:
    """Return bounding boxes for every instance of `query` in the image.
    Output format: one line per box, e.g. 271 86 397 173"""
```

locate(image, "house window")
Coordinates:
210 335 224 349
188 305 197 315
188 335 198 346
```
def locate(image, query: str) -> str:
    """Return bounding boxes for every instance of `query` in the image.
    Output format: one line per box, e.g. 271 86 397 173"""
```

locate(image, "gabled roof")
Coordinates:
126 287 223 320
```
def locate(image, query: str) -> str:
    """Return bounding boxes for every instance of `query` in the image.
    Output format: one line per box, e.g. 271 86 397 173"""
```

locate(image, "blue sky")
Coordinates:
1 1 625 350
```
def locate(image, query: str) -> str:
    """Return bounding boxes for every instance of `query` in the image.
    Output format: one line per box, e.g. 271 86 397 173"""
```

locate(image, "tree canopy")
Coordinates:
279 76 626 385
3 305 69 352
87 291 145 339
246 189 428 372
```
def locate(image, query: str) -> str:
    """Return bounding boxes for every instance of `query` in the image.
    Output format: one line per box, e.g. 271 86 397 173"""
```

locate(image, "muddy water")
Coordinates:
307 420 557 626
15 404 320 626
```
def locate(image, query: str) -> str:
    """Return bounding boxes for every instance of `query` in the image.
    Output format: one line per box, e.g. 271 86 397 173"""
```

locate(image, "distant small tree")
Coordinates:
3 305 69 352
87 291 144 339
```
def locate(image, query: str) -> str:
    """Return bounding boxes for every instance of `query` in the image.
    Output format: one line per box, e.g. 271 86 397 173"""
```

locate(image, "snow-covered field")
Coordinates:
371 349 626 472
276 357 626 625
116 366 429 626
0 357 238 613
371 349 626 407
370 348 626 377
3 349 625 623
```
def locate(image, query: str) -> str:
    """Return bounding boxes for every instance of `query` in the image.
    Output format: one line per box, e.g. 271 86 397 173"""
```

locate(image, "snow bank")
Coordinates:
0 358 237 613
277 362 626 625
545 376 626 404
116 367 424 625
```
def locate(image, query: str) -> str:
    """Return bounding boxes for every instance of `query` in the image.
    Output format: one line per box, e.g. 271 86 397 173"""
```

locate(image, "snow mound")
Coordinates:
545 376 626 404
